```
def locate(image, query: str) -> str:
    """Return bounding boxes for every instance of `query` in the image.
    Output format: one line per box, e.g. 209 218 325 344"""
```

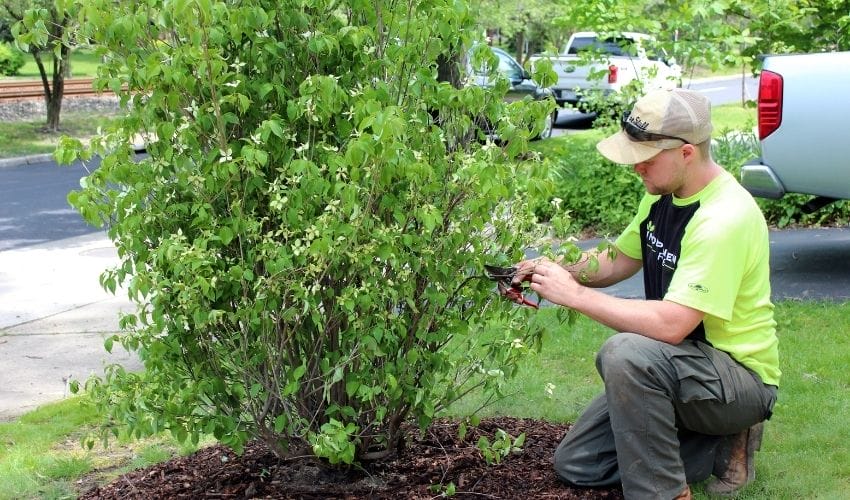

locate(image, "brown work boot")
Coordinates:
706 422 764 496
673 485 692 499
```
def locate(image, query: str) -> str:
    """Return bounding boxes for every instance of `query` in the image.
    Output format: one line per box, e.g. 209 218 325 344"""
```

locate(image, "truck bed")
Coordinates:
742 51 850 200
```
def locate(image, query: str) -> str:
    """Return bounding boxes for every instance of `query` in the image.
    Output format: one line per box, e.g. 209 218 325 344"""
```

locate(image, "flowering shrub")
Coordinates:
48 0 564 463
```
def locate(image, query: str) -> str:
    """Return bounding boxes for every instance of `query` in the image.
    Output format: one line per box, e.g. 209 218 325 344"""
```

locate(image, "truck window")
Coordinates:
568 37 638 57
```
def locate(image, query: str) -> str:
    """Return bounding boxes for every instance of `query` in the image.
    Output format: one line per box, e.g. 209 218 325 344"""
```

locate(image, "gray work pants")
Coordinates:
554 332 778 500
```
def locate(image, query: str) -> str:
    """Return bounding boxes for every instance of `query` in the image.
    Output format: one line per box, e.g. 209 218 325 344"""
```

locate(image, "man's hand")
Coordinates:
525 259 581 308
511 257 576 307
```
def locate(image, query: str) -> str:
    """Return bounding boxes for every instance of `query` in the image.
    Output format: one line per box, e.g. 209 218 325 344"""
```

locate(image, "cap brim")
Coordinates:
596 131 665 165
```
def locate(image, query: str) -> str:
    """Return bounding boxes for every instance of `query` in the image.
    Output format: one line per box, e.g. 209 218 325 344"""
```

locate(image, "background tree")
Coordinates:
476 0 850 89
8 0 80 131
0 8 15 43
742 0 850 55
473 0 571 64
61 0 561 464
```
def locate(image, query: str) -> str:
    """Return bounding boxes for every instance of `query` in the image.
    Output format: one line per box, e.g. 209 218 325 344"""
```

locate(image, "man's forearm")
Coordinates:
563 247 641 288
561 286 701 344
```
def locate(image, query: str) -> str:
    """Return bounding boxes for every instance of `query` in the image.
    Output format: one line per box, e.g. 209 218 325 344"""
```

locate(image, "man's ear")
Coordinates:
680 143 697 162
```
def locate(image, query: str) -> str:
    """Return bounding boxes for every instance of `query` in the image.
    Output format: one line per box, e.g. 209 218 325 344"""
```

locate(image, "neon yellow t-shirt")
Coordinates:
615 170 780 386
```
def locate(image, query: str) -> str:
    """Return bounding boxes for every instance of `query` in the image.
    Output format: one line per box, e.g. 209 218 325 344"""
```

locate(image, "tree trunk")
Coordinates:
32 44 69 132
46 90 63 131
436 47 463 89
515 31 526 66
23 5 71 133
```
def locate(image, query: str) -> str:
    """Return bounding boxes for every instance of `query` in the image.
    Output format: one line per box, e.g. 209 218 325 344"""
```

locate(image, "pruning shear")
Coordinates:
484 264 539 309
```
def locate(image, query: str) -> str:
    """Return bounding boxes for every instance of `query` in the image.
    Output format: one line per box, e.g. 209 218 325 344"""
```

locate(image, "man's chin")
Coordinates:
644 183 672 196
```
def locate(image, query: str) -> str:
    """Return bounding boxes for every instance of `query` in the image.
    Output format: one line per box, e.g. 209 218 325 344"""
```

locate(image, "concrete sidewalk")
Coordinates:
0 232 142 421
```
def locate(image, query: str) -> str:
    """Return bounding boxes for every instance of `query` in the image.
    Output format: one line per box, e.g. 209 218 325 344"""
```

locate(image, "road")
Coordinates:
0 158 103 251
684 73 758 106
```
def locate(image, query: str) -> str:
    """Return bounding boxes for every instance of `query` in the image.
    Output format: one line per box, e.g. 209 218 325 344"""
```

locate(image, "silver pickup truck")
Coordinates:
741 51 850 211
529 31 680 110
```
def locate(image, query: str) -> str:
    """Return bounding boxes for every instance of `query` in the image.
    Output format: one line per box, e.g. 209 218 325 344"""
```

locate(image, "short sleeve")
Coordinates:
614 193 658 260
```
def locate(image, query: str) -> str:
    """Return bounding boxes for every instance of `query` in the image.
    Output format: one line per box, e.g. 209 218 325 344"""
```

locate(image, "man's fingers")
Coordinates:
512 257 548 284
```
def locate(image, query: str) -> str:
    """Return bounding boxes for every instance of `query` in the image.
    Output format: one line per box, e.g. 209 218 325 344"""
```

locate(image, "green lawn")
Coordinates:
448 301 850 499
0 112 121 158
2 301 848 499
10 48 103 80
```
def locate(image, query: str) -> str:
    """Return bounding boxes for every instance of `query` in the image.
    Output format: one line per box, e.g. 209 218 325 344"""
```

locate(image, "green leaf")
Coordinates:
219 226 234 245
274 414 288 433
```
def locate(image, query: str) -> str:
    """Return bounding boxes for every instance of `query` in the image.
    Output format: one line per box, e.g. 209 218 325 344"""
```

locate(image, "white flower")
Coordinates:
349 83 364 97
219 148 233 163
295 142 309 153
545 383 556 397
184 100 198 117
224 80 241 88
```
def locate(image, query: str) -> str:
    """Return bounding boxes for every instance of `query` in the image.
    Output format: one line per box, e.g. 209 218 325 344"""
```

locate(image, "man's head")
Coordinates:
597 88 713 165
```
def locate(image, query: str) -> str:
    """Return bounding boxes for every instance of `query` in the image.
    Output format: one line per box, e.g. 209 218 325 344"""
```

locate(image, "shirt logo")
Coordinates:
645 226 677 270
688 283 709 293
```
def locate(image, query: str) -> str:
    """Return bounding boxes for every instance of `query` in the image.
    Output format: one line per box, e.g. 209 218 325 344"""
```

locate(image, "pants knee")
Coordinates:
596 332 649 377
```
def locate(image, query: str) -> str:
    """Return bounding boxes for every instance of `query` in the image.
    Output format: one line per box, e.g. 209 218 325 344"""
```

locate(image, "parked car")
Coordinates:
468 46 556 140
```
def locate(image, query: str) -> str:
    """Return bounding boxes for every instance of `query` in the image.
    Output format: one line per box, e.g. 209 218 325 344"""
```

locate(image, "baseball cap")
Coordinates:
596 88 713 165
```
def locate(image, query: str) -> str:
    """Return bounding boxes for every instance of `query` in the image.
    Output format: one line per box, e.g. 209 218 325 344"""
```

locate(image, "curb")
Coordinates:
0 145 147 170
0 153 55 169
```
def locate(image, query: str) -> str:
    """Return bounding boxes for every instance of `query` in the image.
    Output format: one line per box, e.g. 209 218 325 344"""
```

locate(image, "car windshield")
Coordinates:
471 49 523 80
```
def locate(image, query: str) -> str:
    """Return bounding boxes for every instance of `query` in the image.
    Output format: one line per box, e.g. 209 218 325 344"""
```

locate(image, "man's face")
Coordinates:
632 147 687 196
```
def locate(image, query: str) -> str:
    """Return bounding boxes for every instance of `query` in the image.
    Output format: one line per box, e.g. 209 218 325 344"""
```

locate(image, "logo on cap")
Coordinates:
627 115 650 131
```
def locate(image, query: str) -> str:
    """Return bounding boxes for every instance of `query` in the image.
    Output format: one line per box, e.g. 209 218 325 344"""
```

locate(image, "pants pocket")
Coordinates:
667 341 734 405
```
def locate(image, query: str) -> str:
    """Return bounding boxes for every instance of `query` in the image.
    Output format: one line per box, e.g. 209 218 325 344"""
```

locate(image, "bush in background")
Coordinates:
531 132 644 236
0 42 24 76
535 121 850 237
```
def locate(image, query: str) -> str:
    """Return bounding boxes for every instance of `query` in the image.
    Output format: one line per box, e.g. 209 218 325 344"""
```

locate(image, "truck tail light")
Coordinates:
758 70 783 140
608 64 618 84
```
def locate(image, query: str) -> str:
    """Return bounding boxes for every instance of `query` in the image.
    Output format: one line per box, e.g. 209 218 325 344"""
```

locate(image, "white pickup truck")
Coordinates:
741 51 850 210
529 31 681 111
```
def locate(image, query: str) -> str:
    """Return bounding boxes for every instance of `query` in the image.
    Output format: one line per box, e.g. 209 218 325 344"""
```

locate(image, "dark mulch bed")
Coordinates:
80 417 624 499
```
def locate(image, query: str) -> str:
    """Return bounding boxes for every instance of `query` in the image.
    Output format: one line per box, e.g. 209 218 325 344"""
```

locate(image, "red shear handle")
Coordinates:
496 281 539 309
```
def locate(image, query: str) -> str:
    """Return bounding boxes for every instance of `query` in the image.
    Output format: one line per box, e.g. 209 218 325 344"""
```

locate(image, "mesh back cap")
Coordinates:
596 88 713 165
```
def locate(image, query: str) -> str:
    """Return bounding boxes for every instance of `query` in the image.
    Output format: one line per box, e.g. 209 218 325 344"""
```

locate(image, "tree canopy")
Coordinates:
474 0 850 74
